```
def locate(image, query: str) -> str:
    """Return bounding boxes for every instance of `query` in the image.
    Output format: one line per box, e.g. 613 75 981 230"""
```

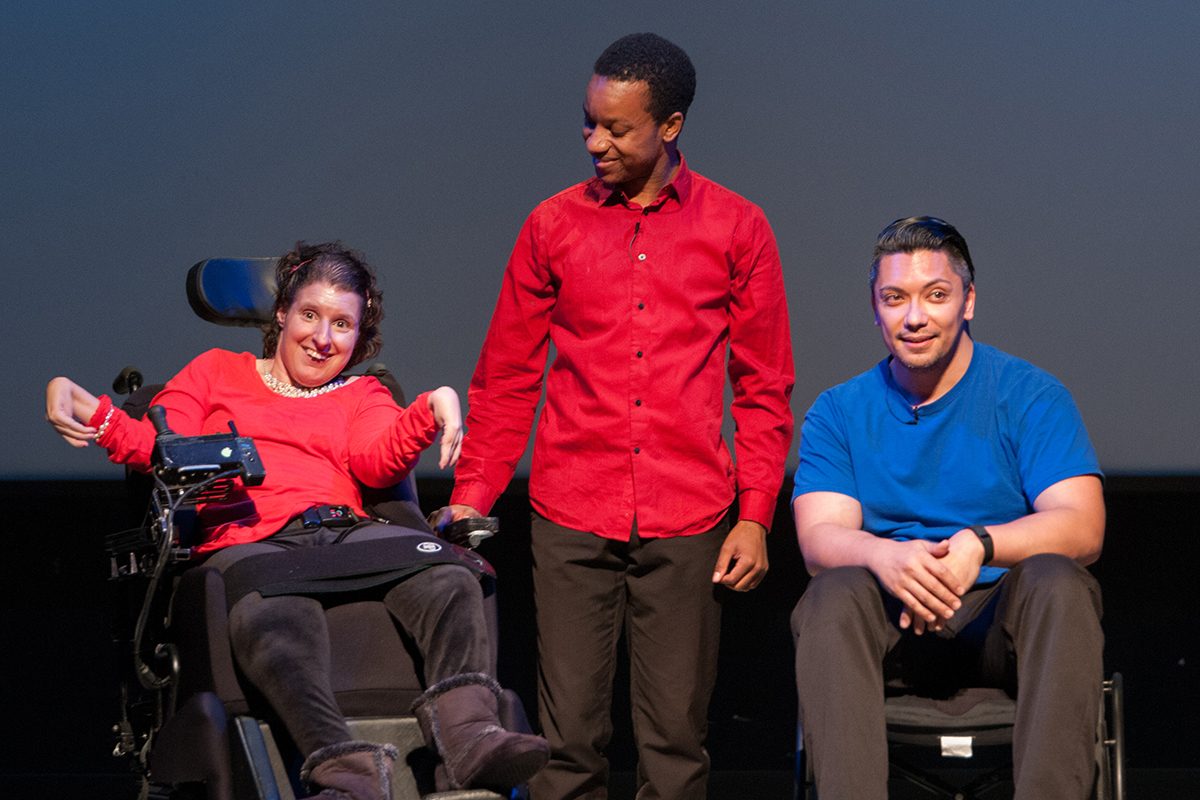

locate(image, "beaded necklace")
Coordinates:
261 370 347 398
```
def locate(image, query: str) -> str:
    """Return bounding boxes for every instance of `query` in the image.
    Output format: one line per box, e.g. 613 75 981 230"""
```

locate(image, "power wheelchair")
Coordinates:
105 257 529 800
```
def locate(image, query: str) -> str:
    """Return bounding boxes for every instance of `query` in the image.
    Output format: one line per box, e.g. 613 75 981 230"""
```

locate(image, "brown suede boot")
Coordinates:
298 740 399 800
412 673 549 791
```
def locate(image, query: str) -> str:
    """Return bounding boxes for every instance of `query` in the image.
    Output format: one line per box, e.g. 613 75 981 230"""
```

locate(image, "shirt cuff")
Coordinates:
737 488 777 532
450 482 499 517
88 394 113 428
407 391 438 438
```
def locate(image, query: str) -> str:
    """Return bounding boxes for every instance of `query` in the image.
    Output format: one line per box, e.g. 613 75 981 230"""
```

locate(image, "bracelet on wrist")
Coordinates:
95 405 115 442
90 394 116 443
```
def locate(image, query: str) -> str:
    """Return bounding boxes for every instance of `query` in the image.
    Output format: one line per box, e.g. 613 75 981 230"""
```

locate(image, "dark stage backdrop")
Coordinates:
9 2 1200 479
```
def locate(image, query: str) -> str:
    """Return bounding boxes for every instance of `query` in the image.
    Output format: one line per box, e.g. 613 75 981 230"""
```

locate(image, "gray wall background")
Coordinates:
8 1 1198 479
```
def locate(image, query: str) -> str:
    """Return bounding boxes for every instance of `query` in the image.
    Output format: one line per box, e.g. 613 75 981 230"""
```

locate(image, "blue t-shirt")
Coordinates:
793 342 1101 584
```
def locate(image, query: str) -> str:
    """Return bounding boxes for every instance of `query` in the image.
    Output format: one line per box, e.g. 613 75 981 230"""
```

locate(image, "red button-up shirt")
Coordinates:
452 158 794 538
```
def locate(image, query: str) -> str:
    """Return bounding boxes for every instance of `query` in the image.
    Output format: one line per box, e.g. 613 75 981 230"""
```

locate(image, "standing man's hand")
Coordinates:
712 520 769 591
427 503 482 531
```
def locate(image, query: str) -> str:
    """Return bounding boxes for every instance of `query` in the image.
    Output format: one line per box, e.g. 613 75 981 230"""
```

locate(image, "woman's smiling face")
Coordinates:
271 280 363 388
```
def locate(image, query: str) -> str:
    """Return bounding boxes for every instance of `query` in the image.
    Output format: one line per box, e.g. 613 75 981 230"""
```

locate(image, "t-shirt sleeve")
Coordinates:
792 390 857 501
1013 381 1102 503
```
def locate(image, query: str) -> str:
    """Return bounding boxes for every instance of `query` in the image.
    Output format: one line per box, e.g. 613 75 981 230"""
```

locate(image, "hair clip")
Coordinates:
290 258 313 273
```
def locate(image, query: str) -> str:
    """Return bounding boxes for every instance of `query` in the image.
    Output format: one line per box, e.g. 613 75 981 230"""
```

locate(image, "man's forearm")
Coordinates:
979 506 1104 567
970 475 1105 567
796 521 888 576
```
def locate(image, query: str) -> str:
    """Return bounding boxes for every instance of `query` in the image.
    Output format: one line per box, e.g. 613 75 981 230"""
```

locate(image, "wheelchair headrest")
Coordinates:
186 258 277 327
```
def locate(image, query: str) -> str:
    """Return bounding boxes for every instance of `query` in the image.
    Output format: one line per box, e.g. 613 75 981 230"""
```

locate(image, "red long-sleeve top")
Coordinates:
94 349 438 553
452 159 794 538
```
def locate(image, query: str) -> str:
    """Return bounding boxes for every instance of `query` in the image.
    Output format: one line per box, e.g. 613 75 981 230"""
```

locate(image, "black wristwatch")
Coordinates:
968 525 994 565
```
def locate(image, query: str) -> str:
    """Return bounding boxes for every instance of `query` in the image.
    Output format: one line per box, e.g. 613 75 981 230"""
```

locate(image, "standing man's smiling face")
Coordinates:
582 75 682 206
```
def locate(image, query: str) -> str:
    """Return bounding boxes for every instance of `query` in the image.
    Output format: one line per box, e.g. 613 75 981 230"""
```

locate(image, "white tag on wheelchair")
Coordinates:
940 735 974 758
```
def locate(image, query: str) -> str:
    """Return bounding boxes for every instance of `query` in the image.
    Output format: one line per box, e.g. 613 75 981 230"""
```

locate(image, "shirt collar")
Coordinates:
881 344 979 425
585 153 692 209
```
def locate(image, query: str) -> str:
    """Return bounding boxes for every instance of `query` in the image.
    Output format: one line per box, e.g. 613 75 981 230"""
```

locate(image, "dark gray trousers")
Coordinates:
792 553 1104 800
205 524 493 756
528 513 727 800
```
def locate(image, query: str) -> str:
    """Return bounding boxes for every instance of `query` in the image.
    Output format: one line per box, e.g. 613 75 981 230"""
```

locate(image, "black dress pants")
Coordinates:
528 513 727 800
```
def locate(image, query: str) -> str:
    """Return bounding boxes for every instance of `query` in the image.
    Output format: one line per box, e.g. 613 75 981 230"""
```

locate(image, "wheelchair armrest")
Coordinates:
363 474 433 534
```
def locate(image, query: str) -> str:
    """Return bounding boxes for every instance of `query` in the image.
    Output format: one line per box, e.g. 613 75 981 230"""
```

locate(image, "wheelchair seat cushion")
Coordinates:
885 687 1016 733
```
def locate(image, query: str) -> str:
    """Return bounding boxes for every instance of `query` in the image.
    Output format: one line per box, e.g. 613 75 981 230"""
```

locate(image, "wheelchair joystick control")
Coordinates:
147 404 175 438
148 405 266 488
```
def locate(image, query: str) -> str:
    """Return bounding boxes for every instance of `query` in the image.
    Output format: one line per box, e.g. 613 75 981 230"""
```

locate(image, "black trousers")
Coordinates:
527 512 728 800
204 523 493 756
791 554 1104 800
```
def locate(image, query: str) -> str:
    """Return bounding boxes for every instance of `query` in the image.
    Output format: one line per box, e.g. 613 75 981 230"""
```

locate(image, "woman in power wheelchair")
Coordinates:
45 241 549 799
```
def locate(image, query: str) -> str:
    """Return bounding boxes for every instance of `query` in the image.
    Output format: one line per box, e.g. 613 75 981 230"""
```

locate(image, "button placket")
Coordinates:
630 215 650 462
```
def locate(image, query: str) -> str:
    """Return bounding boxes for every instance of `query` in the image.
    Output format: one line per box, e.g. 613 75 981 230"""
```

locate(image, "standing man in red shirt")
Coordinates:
445 33 794 799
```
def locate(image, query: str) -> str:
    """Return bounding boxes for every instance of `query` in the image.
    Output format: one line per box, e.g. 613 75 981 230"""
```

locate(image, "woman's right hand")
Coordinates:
45 376 101 448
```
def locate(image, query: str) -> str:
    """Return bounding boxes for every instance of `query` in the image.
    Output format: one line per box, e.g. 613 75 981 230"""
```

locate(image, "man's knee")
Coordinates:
1006 553 1102 619
791 567 881 639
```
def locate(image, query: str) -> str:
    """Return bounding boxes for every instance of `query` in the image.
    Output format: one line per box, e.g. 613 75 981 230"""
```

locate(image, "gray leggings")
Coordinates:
204 524 493 756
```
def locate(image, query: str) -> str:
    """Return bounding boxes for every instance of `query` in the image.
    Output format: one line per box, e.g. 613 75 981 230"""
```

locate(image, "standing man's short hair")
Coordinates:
593 32 696 123
870 215 976 290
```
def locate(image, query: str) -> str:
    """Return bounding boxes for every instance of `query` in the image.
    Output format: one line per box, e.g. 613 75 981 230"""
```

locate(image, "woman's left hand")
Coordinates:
427 386 464 469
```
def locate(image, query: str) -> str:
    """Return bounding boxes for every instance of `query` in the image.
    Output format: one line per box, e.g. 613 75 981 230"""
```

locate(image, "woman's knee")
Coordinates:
384 564 482 619
412 564 479 598
228 593 327 657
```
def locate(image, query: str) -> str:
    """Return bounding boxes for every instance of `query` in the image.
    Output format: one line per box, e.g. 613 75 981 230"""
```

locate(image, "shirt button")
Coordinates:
636 351 643 358
637 253 647 261
635 399 642 406
637 302 644 310
633 447 641 454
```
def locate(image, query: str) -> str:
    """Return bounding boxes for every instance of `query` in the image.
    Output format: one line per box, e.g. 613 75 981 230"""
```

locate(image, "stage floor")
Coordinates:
8 768 1200 799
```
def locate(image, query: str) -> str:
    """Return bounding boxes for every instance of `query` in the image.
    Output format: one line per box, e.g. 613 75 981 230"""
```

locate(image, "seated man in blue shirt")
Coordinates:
791 215 1105 799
